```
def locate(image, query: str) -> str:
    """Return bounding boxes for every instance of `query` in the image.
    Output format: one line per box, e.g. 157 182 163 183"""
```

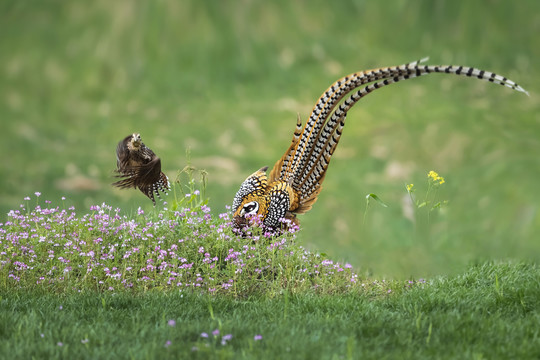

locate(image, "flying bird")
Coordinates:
232 58 528 229
112 133 170 205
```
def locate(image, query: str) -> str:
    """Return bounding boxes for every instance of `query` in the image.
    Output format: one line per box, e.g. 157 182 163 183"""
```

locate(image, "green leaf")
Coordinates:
365 193 388 208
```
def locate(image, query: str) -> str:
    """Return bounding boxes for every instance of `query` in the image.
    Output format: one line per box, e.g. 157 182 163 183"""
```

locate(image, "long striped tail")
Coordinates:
269 58 527 213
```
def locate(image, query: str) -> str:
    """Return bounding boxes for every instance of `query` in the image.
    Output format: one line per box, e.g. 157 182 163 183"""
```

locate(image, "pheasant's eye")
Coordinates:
242 201 259 215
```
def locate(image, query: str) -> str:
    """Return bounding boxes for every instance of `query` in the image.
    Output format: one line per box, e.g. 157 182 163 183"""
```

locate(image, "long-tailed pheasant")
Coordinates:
232 58 527 229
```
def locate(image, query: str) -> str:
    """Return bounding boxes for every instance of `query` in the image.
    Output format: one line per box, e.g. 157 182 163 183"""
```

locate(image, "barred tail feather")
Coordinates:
269 114 303 183
286 58 527 206
287 58 438 185
423 64 528 95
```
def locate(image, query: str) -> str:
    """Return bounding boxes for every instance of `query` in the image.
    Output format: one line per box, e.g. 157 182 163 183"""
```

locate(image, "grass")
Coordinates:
1 178 539 358
1 262 539 359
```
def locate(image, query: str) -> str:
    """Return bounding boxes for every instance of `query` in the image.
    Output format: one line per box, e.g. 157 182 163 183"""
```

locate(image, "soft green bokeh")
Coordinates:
1 0 538 278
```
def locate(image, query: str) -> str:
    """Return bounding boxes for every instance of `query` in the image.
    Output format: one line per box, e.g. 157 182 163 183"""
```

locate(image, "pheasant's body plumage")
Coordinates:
112 133 170 205
232 58 527 229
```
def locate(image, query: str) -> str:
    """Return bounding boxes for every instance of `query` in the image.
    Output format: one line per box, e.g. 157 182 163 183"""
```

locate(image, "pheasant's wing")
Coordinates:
112 157 170 204
115 137 131 172
140 144 157 162
135 157 170 204
111 171 138 189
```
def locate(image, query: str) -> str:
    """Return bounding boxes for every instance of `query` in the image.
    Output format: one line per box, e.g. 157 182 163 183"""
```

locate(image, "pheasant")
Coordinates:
112 133 170 205
232 58 527 229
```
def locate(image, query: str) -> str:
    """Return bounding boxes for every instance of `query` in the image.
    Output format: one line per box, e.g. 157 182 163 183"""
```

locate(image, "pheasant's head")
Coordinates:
129 133 142 149
233 194 270 228
232 167 269 228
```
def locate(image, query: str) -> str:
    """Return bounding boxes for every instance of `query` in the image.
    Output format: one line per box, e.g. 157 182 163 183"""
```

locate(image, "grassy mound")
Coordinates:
1 180 388 297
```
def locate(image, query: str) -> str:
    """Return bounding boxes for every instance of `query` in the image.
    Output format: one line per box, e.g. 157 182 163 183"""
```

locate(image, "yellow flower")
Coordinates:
428 170 445 185
406 184 414 192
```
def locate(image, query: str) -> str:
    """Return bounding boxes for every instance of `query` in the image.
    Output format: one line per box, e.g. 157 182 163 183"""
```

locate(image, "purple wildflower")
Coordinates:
221 334 233 345
1 194 364 296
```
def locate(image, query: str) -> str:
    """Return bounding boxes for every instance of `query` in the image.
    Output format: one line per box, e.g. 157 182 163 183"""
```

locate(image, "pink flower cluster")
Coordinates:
0 195 361 294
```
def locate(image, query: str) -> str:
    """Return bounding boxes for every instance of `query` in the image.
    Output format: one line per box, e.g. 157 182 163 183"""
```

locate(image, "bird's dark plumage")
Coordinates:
112 133 170 204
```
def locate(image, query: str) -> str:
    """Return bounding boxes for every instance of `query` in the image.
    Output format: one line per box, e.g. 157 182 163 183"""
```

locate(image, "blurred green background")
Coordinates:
1 0 538 278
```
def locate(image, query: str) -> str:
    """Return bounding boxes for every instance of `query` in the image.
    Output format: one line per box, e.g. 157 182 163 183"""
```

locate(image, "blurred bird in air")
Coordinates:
112 133 170 205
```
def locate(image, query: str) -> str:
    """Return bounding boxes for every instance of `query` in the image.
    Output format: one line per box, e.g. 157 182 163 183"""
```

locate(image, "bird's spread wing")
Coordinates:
136 157 170 204
115 138 131 171
140 144 157 162
112 157 169 202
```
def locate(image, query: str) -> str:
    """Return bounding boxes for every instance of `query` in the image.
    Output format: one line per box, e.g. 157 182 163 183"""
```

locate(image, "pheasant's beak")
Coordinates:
233 215 248 228
233 213 265 230
131 133 142 147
